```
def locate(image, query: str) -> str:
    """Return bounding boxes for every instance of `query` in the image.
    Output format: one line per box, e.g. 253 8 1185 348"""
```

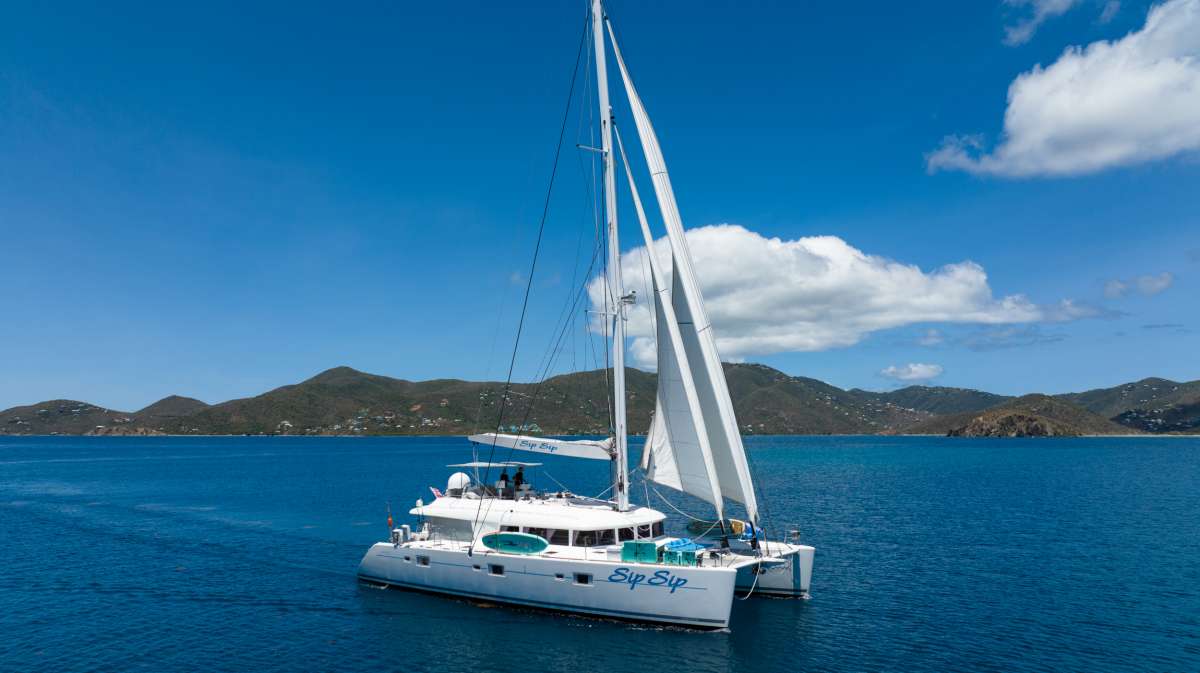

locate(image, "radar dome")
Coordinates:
447 472 471 493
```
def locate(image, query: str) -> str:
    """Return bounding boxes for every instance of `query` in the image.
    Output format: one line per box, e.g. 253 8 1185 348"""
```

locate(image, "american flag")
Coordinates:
429 486 443 498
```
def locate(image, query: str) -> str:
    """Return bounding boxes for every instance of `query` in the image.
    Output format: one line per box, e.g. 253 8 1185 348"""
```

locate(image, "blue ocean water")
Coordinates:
2 435 1198 672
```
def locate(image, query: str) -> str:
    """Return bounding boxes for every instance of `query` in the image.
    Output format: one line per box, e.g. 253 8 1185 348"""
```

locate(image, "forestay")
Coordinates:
468 433 613 461
607 20 760 523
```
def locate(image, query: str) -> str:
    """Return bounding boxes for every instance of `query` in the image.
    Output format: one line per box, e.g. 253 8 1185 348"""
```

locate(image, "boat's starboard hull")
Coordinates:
358 542 737 629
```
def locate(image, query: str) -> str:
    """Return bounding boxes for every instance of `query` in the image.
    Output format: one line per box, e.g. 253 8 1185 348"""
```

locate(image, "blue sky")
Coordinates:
1 0 1197 410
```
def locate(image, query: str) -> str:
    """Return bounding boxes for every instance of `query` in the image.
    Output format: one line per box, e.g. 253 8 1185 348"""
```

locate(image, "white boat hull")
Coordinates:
358 542 738 628
734 544 815 597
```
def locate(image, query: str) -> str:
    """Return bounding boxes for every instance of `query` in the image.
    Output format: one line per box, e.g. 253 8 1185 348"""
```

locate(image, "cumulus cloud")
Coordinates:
880 363 945 382
590 224 1090 367
1105 272 1174 297
1003 0 1082 46
929 0 1200 177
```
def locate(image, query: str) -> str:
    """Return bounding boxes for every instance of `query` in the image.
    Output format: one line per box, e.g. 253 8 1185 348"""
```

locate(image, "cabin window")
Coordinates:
637 524 652 539
618 527 635 541
472 564 481 571
500 525 519 532
573 530 598 547
652 521 665 538
403 555 412 562
549 529 569 546
526 527 548 539
554 573 565 581
595 529 615 546
489 564 504 576
416 555 430 567
574 573 592 586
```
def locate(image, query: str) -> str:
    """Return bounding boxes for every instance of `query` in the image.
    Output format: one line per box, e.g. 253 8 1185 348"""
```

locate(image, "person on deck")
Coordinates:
513 466 525 491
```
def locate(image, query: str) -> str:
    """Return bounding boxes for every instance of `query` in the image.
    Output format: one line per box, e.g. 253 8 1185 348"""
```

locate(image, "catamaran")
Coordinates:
357 0 814 629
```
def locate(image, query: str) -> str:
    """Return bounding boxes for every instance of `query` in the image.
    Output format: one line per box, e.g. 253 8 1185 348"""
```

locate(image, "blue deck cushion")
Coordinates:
664 538 707 552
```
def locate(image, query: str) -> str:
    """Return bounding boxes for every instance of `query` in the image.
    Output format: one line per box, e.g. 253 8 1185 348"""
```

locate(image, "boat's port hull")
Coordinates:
358 542 737 628
734 544 814 598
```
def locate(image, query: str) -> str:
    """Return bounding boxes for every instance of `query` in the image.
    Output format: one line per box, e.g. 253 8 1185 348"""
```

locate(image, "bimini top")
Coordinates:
447 461 542 469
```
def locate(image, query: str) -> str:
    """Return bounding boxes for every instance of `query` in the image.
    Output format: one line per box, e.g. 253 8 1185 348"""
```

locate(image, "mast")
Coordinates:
592 0 629 511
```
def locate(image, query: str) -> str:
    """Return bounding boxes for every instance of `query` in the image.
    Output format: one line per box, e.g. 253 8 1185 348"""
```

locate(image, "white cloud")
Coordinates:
1104 278 1129 298
1100 0 1121 24
1042 298 1112 321
929 0 1200 177
1135 271 1174 295
880 363 945 382
918 328 945 346
1106 271 1174 298
1003 0 1082 46
960 325 1066 351
590 224 1091 367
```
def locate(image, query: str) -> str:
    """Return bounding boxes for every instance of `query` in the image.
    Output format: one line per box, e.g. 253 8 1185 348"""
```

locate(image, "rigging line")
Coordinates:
474 230 604 515
600 220 614 434
640 473 723 538
469 6 590 549
528 246 603 387
528 243 599 383
469 304 509 436
491 253 602 467
568 34 596 400
613 123 658 376
540 469 572 495
735 564 762 600
648 484 717 523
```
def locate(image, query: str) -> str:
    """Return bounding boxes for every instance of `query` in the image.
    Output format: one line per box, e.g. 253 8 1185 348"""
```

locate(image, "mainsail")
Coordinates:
607 20 760 523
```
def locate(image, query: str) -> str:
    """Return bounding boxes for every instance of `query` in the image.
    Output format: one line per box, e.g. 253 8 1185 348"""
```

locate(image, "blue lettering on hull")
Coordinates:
607 567 689 593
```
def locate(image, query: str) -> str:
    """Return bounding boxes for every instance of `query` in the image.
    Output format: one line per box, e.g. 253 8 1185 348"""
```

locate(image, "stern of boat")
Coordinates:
735 543 814 598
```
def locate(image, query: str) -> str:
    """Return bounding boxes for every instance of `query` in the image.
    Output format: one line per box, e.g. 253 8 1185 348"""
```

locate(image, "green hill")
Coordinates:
4 366 1196 437
725 364 929 434
1055 378 1200 433
0 364 927 437
1113 399 1200 433
1056 377 1200 416
0 400 135 435
137 395 210 418
852 385 1012 416
153 366 655 436
905 394 1139 437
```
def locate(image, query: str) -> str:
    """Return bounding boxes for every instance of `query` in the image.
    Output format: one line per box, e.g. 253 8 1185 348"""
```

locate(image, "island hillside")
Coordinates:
3 364 1198 437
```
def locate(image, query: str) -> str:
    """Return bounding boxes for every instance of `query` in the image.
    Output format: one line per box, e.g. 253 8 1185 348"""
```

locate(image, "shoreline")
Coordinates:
2 432 1197 439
